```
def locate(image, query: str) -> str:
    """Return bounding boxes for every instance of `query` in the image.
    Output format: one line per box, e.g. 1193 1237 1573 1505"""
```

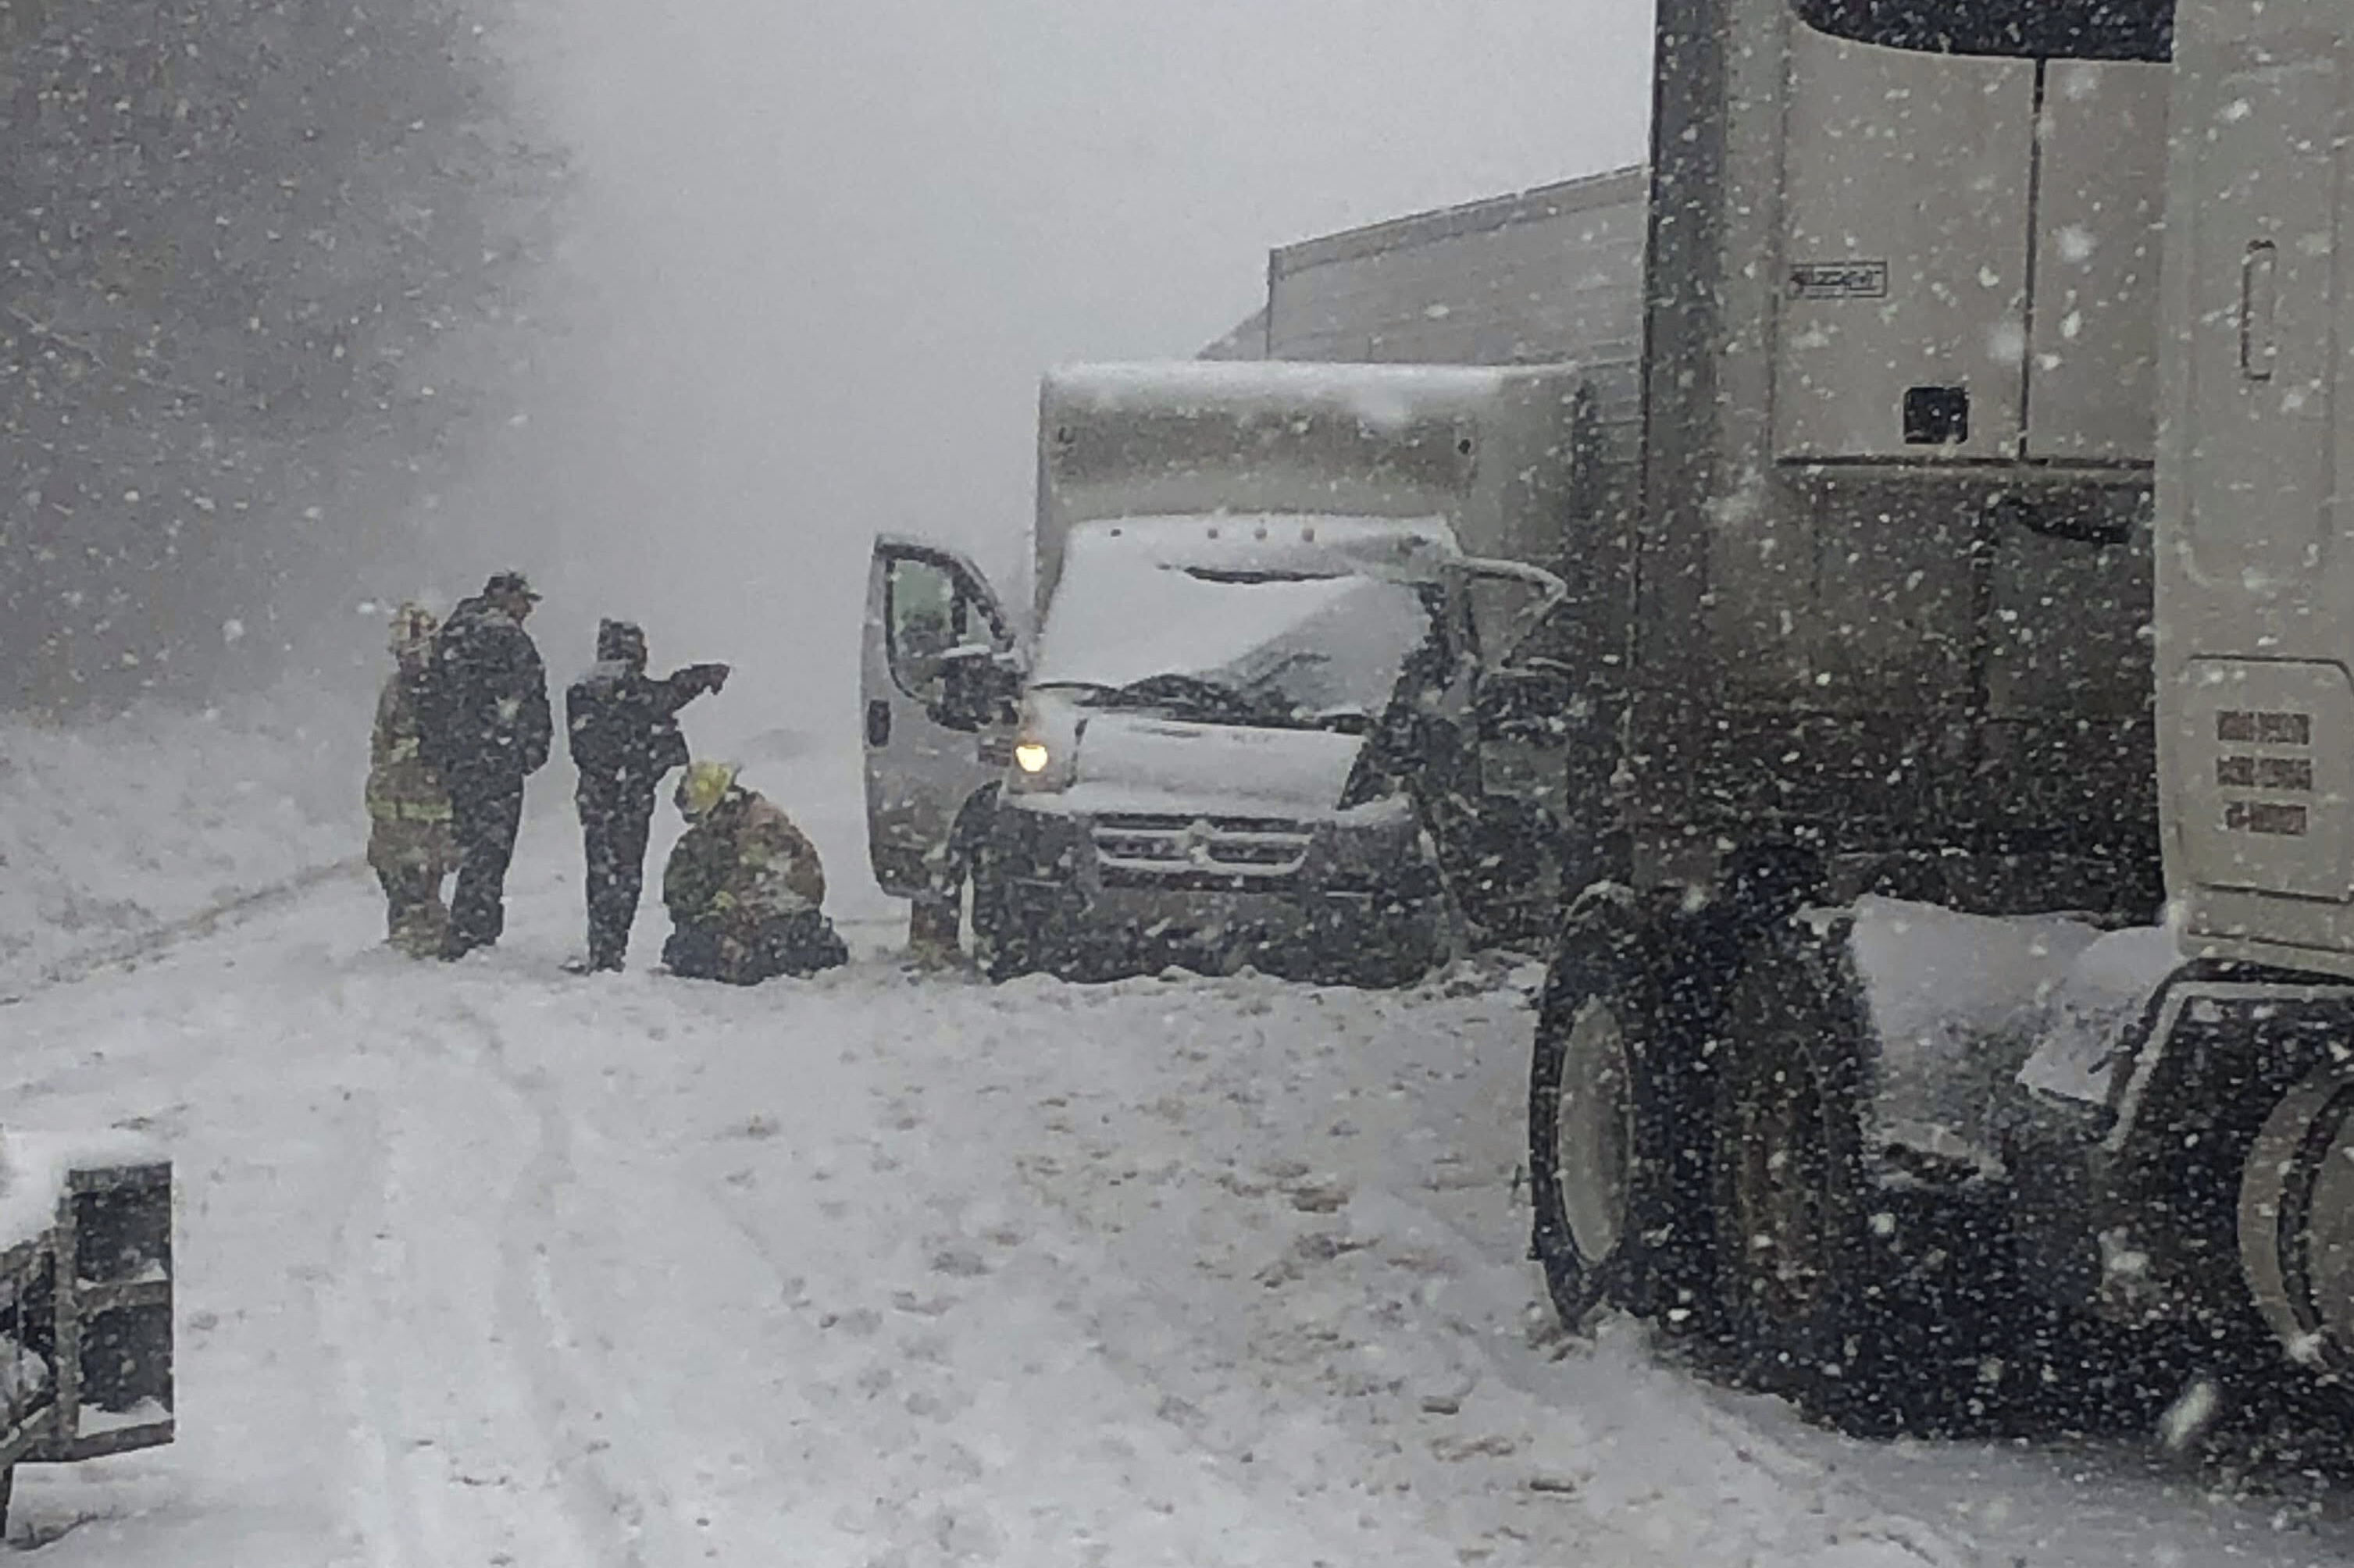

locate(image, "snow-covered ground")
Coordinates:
0 735 2346 1565
0 693 358 996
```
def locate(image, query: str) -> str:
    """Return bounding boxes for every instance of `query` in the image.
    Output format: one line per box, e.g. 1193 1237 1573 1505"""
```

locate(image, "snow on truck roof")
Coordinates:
0 1128 163 1253
1044 361 1580 422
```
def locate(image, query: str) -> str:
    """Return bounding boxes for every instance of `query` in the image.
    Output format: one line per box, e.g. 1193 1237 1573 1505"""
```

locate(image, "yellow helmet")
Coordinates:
676 760 741 821
388 602 439 660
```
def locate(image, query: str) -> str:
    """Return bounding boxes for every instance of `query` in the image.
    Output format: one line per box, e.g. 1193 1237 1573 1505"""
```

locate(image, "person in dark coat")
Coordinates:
565 619 729 971
420 570 552 959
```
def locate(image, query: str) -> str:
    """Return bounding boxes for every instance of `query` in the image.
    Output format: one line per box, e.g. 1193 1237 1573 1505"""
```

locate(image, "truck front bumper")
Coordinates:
2006 969 2354 1379
991 796 1446 984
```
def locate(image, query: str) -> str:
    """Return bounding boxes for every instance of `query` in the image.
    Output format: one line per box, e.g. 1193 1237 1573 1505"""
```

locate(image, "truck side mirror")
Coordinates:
1476 665 1578 747
936 646 1019 732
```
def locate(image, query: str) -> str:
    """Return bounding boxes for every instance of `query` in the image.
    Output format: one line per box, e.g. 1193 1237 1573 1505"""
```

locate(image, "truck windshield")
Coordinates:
1030 554 1439 730
1790 0 2172 60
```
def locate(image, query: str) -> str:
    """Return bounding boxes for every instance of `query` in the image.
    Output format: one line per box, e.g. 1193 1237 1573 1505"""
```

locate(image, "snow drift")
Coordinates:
0 691 360 993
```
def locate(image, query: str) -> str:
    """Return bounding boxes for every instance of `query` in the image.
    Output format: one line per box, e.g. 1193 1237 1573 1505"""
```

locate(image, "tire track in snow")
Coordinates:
318 1086 436 1568
477 1000 895 1563
459 992 683 1568
476 995 898 1565
492 1089 654 1568
323 998 623 1568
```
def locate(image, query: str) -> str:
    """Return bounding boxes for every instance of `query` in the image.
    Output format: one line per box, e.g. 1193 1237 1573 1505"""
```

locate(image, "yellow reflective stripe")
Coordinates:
368 799 453 823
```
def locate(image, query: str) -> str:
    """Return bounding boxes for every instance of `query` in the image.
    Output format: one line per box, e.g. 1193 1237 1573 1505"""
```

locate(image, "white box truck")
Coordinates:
859 359 1626 983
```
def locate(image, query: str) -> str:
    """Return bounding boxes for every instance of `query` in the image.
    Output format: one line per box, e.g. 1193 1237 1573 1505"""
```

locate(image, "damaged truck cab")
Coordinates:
863 361 1624 985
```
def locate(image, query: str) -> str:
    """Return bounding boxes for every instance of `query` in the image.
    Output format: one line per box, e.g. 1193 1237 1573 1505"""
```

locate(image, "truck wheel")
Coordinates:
968 843 1043 984
1527 894 1713 1331
1709 918 1896 1430
2238 1064 2354 1380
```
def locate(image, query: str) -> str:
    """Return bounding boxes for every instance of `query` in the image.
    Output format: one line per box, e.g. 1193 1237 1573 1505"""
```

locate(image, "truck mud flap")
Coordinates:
0 1235 61 1471
31 1161 174 1463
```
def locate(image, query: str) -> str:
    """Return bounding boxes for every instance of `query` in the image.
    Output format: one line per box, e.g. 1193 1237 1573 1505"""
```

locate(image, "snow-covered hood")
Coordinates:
1061 711 1365 818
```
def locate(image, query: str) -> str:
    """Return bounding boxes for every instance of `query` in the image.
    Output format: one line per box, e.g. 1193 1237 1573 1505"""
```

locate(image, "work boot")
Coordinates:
908 898 961 968
390 907 444 960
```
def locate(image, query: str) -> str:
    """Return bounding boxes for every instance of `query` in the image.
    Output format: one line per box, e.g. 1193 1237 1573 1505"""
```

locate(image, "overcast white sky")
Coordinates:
481 0 1655 739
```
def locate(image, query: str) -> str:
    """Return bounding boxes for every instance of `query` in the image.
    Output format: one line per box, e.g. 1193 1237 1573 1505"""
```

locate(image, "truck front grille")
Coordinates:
1092 814 1312 887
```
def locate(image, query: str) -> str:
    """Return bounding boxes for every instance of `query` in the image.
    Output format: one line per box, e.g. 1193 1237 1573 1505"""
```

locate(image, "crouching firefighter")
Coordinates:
662 761 848 983
366 603 458 957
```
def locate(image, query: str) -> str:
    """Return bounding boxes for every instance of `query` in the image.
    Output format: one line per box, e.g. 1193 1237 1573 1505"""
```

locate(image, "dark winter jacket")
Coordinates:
567 622 726 800
419 593 552 789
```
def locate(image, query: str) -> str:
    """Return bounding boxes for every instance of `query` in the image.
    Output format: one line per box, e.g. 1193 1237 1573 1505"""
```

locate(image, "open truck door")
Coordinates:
1457 561 1596 940
861 535 1020 911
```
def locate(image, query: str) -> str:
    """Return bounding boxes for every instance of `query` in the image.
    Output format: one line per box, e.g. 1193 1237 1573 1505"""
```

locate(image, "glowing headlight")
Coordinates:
1013 740 1052 775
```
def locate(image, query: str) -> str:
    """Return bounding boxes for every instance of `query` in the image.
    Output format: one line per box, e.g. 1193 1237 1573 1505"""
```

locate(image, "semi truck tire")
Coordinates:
1527 893 1714 1331
2238 1064 2354 1380
1708 918 1890 1424
1707 915 2038 1437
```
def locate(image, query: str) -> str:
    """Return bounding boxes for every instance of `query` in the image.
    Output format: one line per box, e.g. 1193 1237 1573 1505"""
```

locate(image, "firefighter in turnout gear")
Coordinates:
566 619 729 971
662 761 848 984
419 570 552 959
367 604 458 957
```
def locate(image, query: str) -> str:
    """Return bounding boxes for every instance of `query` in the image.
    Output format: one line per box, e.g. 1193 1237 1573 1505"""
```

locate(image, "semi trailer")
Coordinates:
858 358 1631 982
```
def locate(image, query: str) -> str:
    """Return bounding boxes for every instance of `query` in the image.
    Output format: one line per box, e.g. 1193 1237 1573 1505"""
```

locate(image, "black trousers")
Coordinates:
665 911 848 985
446 779 525 958
580 784 656 969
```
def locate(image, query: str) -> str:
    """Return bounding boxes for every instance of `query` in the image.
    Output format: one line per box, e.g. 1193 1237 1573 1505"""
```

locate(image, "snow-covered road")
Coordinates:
2 804 2349 1566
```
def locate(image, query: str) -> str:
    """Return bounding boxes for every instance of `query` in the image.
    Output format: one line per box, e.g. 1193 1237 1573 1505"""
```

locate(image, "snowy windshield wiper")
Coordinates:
1229 651 1379 734
1101 672 1262 720
1040 672 1351 729
1029 679 1122 702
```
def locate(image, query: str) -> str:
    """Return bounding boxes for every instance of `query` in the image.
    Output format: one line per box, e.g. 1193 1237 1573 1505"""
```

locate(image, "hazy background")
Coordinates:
461 0 1656 750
